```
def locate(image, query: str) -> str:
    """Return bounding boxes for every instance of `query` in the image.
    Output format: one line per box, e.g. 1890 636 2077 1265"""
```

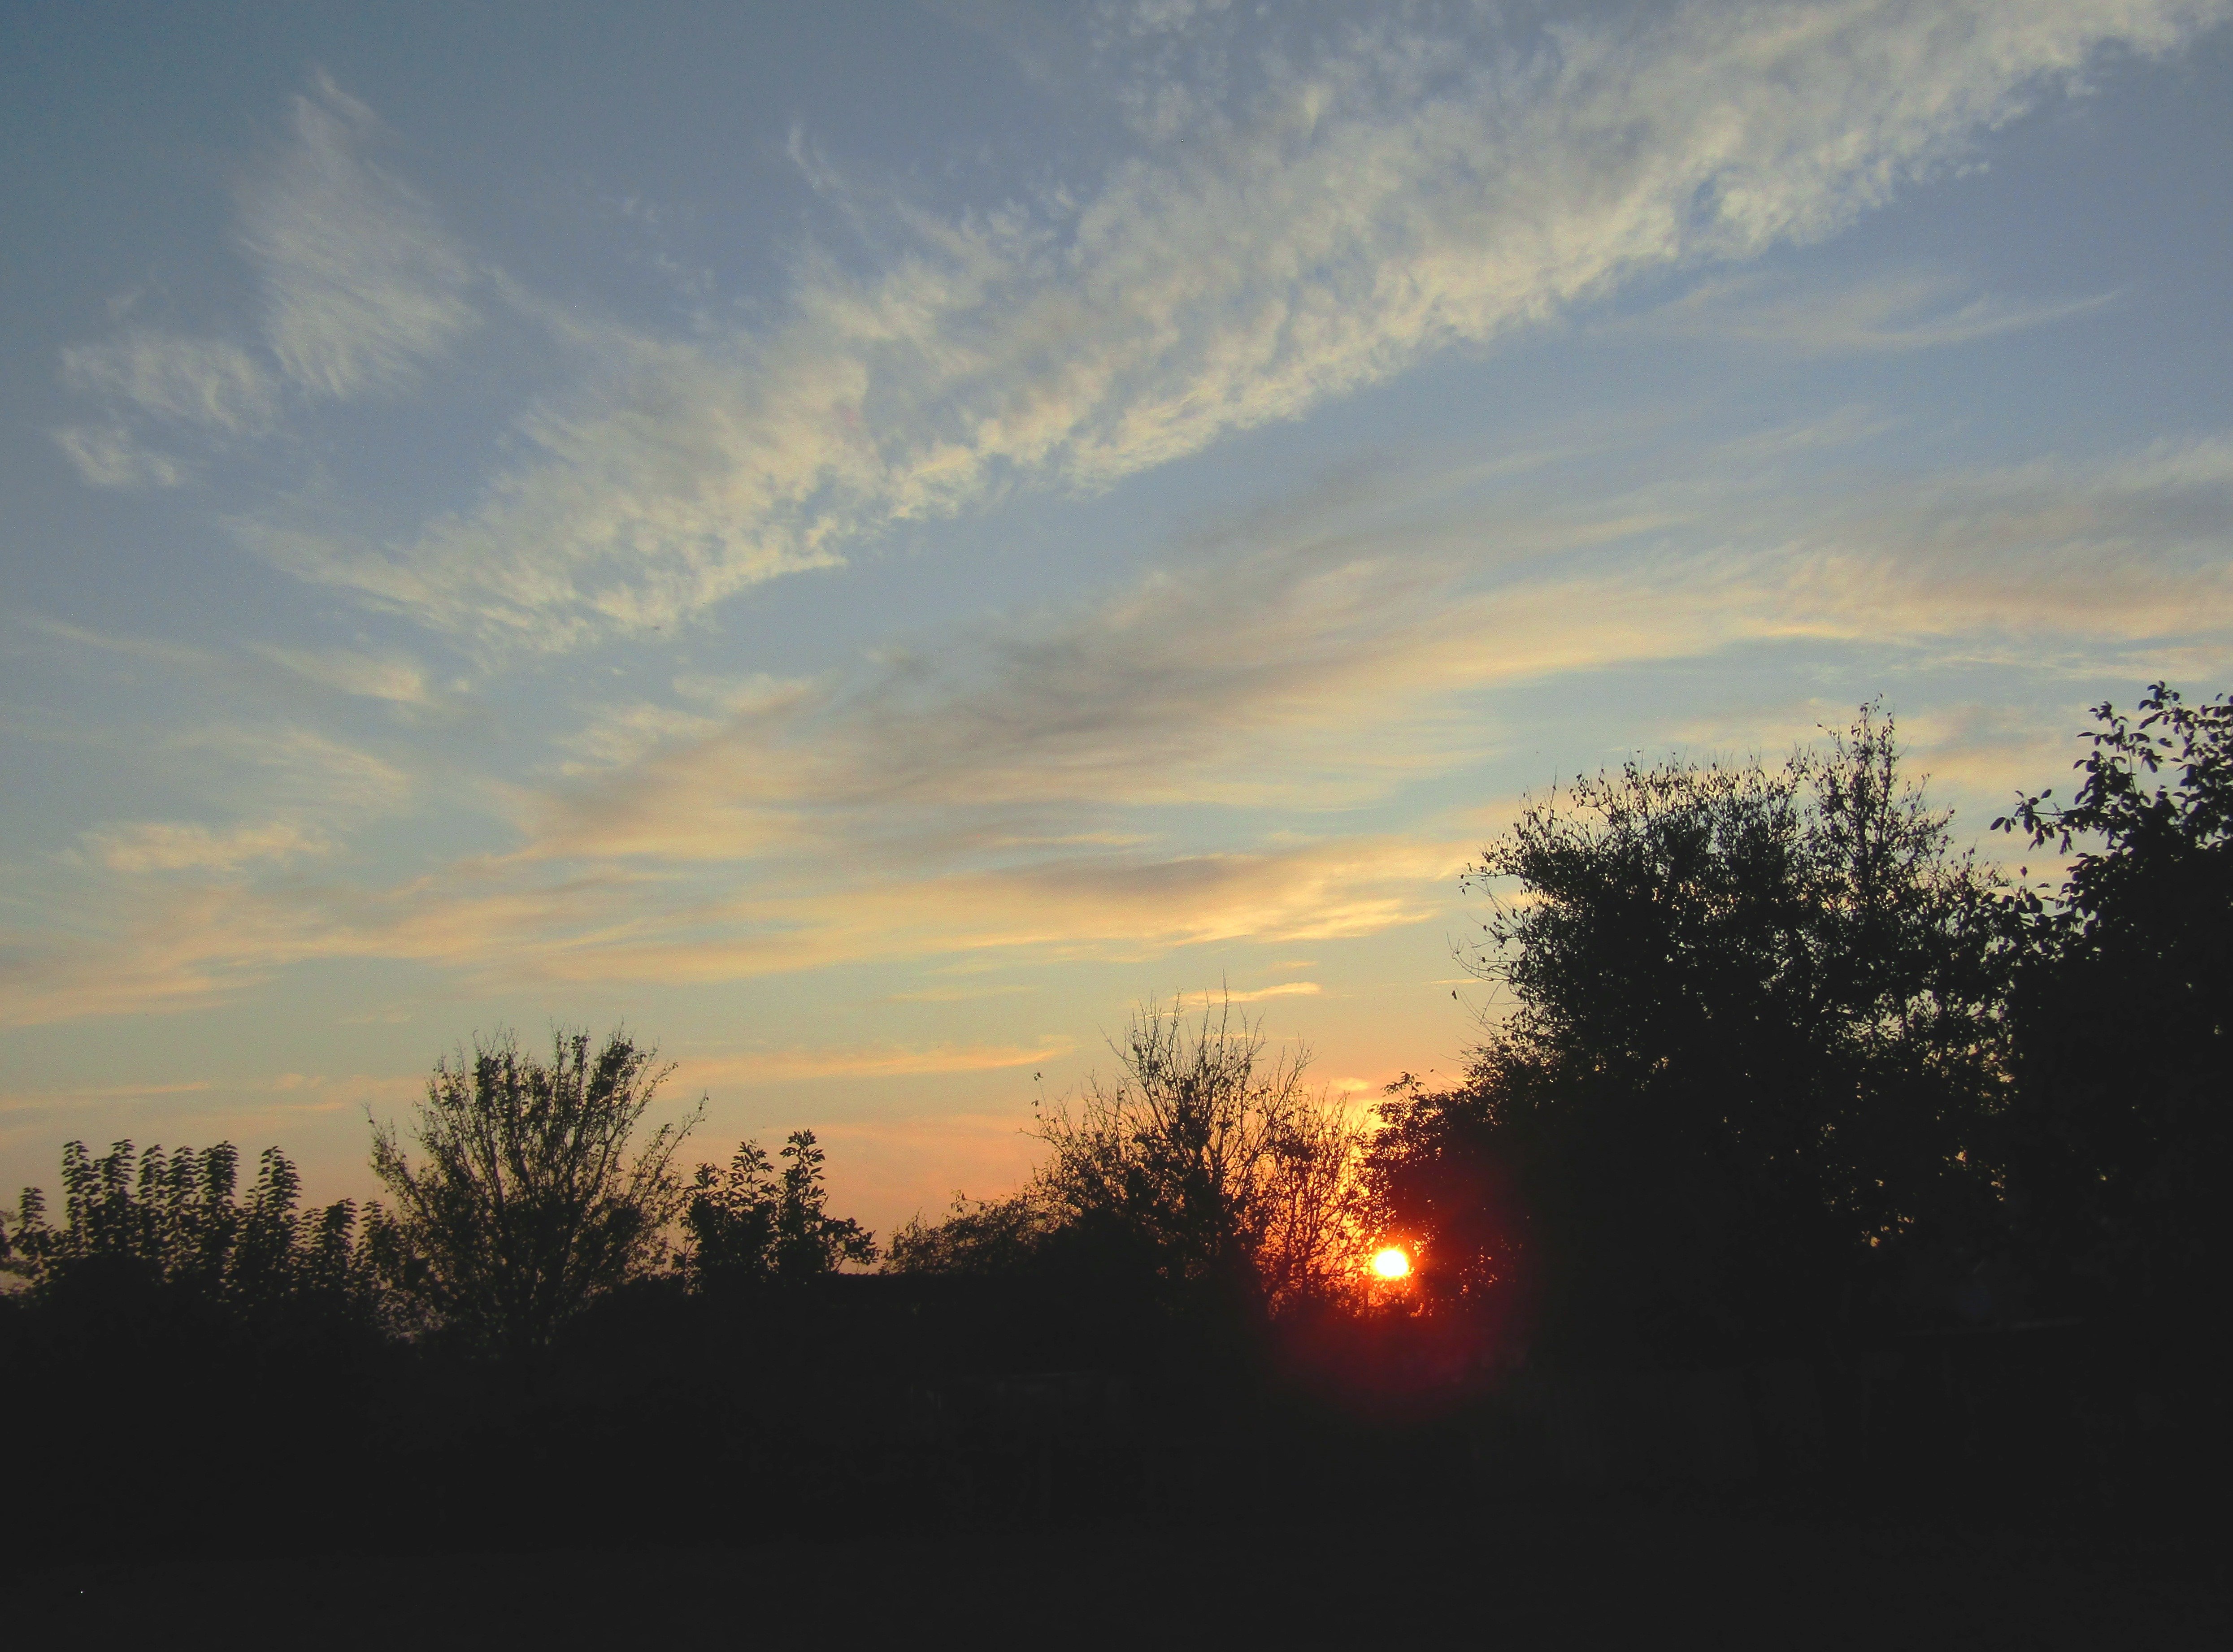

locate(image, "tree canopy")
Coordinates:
369 1026 700 1353
682 1129 877 1285
3 1137 389 1329
1369 707 2013 1364
1995 683 2232 1328
892 997 1369 1315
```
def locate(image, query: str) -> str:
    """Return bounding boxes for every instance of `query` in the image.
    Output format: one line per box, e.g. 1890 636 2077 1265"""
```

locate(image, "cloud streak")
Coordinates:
52 423 187 489
82 819 332 874
1642 269 2117 353
270 0 2223 644
678 1038 1074 1085
53 75 478 487
12 414 2227 1025
242 75 479 399
61 332 278 432
525 425 2233 875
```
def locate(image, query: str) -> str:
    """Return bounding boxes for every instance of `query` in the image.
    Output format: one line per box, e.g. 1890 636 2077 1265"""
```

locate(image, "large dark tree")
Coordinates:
1996 684 2231 1335
1370 708 2013 1366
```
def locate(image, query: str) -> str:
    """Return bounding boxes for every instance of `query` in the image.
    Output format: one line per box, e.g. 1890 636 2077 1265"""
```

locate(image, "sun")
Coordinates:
1370 1245 1411 1280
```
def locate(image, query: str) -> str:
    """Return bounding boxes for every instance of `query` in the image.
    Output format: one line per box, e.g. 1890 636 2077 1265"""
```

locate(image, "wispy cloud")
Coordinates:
1770 434 2233 645
1218 980 1322 1003
49 715 413 939
0 1079 213 1116
17 616 217 671
176 723 414 818
884 983 1039 1003
82 819 331 874
60 332 278 431
53 74 478 487
243 74 478 399
0 884 297 1024
263 0 2223 645
0 824 1460 1024
1645 269 2116 354
9 408 2228 1028
524 425 2233 872
52 423 187 489
678 1038 1073 1084
250 644 430 705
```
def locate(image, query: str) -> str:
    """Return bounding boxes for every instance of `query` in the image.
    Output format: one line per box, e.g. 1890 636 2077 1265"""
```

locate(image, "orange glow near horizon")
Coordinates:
1370 1245 1411 1280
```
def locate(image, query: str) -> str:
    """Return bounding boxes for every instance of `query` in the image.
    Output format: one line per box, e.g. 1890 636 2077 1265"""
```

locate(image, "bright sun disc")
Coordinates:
1371 1246 1411 1280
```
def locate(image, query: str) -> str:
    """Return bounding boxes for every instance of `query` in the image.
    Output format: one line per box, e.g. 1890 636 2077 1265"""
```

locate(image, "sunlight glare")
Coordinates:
1371 1245 1411 1280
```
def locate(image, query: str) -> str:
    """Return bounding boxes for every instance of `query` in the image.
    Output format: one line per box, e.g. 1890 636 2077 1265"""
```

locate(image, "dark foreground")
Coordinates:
7 1504 2224 1650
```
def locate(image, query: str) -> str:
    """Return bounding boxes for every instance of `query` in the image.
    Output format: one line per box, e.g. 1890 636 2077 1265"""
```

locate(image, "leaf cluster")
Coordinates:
1992 684 2232 1318
3 1138 392 1326
681 1128 878 1286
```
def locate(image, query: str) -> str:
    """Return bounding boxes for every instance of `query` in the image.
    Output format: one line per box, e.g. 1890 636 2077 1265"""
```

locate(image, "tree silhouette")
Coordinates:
1371 707 2012 1363
4 1137 388 1324
369 1026 700 1353
885 998 1370 1317
1996 683 2232 1326
884 1188 1056 1275
1026 996 1369 1312
682 1128 876 1284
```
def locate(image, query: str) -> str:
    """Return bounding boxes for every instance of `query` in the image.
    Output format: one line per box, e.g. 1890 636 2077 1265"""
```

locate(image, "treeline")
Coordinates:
1 685 2224 1557
0 1033 872 1352
892 687 2227 1379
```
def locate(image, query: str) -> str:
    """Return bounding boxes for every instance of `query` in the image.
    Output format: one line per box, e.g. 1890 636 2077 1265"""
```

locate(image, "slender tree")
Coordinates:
370 1026 699 1353
1030 995 1370 1311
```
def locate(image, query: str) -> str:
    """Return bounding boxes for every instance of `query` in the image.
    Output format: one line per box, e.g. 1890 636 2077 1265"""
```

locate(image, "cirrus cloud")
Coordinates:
269 0 2226 645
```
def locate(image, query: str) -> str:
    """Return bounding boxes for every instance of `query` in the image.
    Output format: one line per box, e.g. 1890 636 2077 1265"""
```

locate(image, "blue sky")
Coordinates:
4 0 2230 1227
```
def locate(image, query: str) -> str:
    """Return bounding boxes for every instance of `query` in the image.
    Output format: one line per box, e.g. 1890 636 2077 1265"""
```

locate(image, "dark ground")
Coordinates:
6 1502 2224 1649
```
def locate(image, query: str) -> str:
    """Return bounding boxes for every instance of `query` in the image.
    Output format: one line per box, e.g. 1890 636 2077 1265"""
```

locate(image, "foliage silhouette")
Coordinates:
885 1188 1058 1277
1 1137 402 1559
369 1025 700 1353
1995 683 2232 1332
4 1137 391 1327
1368 706 2014 1364
6 685 2227 1569
682 1128 877 1285
894 996 1370 1317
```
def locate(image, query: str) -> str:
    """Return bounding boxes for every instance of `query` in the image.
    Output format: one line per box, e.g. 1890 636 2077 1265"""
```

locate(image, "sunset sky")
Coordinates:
4 0 2230 1229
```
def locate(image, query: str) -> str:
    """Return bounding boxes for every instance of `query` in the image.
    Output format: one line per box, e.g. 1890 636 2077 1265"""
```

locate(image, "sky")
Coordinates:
4 0 2230 1233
